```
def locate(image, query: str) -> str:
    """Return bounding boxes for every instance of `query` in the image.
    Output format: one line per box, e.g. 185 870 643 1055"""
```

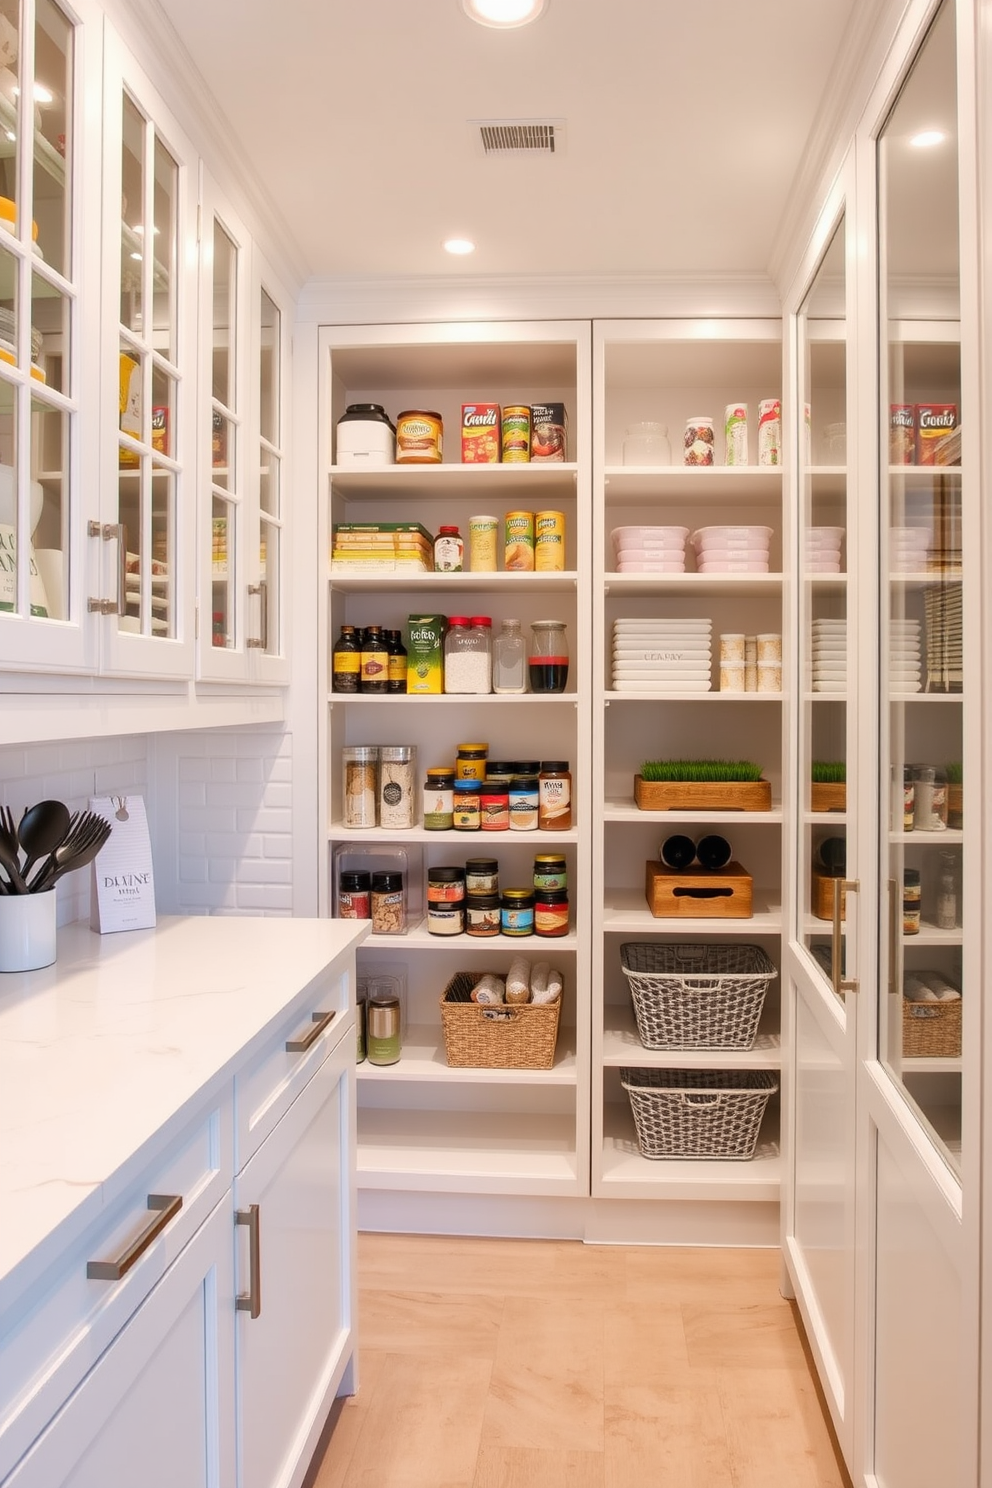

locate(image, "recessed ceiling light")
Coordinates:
910 129 946 147
461 0 547 28
443 237 476 255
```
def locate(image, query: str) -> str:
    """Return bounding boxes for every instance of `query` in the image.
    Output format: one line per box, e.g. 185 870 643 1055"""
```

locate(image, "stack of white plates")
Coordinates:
806 526 844 574
890 526 931 574
889 617 922 693
811 617 847 692
125 551 171 633
689 525 773 574
610 525 689 574
611 618 712 691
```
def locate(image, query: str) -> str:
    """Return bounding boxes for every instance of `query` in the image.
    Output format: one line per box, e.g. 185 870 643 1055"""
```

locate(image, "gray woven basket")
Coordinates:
620 1067 778 1160
620 942 777 1049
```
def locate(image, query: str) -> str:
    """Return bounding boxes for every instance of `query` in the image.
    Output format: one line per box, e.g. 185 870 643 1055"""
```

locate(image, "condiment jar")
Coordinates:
423 767 455 830
508 775 539 831
456 743 488 779
500 887 535 936
465 858 499 895
538 761 572 830
338 869 371 919
479 783 509 830
427 866 465 936
342 745 378 828
684 416 715 466
465 893 501 937
433 525 464 572
528 621 569 693
366 995 402 1065
534 888 569 937
395 409 442 464
452 778 481 830
371 871 406 934
533 854 567 891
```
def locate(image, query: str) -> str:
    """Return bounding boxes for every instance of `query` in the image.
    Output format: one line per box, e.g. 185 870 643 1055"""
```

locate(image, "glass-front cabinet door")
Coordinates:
98 25 196 678
0 0 90 671
248 268 288 682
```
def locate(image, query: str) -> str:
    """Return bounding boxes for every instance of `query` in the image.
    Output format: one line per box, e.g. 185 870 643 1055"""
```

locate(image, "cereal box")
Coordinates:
916 404 957 465
461 403 501 463
530 403 568 462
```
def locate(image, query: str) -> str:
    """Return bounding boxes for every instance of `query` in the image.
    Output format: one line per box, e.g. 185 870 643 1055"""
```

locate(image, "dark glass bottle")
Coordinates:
332 623 361 693
360 624 388 693
386 628 408 693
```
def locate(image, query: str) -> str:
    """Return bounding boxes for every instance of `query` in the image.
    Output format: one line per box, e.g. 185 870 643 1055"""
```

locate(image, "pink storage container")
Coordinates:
612 525 689 548
692 547 770 564
690 525 773 550
696 559 770 574
616 558 686 573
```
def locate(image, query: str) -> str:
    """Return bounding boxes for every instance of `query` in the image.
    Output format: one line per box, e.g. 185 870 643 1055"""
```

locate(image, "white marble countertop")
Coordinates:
0 915 367 1312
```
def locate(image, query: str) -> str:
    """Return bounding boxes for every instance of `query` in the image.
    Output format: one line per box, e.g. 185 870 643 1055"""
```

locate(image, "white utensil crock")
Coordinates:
0 887 57 971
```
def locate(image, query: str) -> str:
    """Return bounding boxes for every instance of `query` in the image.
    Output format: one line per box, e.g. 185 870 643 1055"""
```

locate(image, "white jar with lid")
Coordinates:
622 422 671 466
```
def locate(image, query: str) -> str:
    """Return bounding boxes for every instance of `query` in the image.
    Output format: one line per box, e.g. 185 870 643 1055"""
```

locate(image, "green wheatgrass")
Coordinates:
811 760 847 783
639 759 763 783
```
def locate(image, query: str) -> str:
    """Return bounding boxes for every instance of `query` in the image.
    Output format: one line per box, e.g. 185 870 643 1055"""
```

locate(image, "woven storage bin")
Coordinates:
620 1067 778 1160
440 972 560 1069
620 942 776 1049
902 997 962 1058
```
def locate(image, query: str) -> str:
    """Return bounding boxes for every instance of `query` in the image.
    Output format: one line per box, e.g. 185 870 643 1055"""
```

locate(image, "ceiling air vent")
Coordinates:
473 119 566 156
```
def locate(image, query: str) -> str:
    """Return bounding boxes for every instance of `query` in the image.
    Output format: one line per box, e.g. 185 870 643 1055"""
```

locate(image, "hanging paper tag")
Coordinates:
89 794 157 933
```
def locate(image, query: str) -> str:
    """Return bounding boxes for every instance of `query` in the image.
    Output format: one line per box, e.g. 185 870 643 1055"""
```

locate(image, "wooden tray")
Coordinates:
812 869 846 921
810 782 846 812
634 777 772 812
645 861 753 918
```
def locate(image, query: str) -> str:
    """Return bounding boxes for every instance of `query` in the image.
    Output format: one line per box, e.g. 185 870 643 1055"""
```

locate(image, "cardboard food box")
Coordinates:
645 861 753 918
915 403 957 465
461 403 501 463
406 614 447 693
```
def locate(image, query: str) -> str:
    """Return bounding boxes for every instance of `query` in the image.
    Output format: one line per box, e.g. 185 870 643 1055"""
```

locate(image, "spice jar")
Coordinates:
456 743 489 780
371 871 406 934
465 893 501 937
465 857 499 895
533 854 567 891
423 767 455 830
427 866 465 935
366 995 402 1065
538 761 572 830
508 775 539 831
342 745 378 828
501 887 535 936
903 868 921 934
378 745 417 830
452 778 481 830
528 621 569 693
338 869 371 919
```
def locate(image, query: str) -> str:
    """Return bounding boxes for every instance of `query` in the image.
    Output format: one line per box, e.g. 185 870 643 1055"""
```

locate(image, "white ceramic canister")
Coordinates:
0 888 57 972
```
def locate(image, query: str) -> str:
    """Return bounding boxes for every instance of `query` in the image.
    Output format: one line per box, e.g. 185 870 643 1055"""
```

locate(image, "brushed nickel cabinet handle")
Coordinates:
888 877 899 994
87 1192 182 1280
285 1008 336 1053
832 878 860 995
87 521 128 617
235 1204 261 1318
247 580 267 649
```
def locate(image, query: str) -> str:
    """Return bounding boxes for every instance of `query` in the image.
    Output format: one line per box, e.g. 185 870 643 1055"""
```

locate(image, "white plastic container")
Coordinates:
335 404 396 466
696 559 770 574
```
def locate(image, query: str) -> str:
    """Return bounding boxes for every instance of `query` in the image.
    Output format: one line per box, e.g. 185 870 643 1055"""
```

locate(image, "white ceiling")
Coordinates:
157 0 866 285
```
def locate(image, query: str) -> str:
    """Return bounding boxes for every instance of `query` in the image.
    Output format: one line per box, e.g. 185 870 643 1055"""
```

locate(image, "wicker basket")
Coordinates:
902 997 962 1058
620 942 777 1050
439 971 561 1069
620 1067 778 1160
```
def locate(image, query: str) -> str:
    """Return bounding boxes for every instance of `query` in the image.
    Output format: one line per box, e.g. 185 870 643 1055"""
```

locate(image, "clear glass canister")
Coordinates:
493 618 526 693
444 615 491 694
529 620 569 693
377 745 417 829
622 421 671 465
342 745 378 827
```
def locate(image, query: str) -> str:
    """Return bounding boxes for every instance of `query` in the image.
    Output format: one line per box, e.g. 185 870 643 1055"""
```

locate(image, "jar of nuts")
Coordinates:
371 870 406 934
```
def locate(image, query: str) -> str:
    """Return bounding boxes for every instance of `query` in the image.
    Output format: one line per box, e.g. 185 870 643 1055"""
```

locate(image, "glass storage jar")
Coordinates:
444 615 491 694
492 618 526 693
622 421 671 465
528 620 569 693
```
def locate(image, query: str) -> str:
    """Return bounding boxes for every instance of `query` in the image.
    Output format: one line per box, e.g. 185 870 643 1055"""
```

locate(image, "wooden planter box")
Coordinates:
811 782 846 813
645 861 754 918
634 777 772 812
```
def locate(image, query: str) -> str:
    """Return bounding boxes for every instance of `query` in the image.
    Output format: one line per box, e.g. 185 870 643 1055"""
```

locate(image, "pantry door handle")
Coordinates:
285 1009 336 1053
235 1204 261 1318
247 580 267 649
832 879 860 995
87 1193 183 1280
888 878 899 994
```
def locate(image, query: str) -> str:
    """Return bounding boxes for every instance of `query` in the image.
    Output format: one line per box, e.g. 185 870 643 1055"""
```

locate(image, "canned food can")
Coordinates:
396 409 443 464
534 510 566 571
468 514 499 572
504 511 535 571
501 406 531 463
724 404 748 466
757 398 782 466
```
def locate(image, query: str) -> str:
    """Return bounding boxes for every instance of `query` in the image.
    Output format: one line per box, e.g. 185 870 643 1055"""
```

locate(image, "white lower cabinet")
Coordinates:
235 1032 354 1488
5 1196 236 1488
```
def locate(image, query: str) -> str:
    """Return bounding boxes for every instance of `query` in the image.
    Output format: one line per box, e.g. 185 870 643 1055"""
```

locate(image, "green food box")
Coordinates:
406 614 447 693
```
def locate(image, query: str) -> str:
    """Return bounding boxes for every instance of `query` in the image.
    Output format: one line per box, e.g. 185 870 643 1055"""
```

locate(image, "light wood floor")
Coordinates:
308 1232 853 1488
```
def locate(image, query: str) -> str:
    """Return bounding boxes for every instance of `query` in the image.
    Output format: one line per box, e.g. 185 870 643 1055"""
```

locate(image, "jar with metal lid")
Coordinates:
456 743 489 780
371 871 406 934
338 869 371 919
501 888 535 936
426 866 465 935
433 525 464 572
366 995 402 1065
465 893 501 937
538 761 572 830
342 745 378 828
508 775 539 831
452 779 481 830
484 761 515 786
480 784 509 831
903 868 921 934
378 745 417 830
534 888 569 937
533 854 567 891
444 616 491 694
465 858 499 895
396 409 443 464
423 768 455 829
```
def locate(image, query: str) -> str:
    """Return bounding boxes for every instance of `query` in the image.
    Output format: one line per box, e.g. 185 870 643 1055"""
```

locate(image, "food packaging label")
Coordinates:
405 614 446 693
757 399 782 466
531 402 568 462
724 404 749 466
915 403 957 465
119 353 142 467
89 793 157 934
461 403 501 463
889 405 915 463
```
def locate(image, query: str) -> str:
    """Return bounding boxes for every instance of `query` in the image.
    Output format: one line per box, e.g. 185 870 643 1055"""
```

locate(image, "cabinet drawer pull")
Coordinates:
285 1008 336 1053
247 580 267 650
832 879 860 995
236 1204 261 1318
86 1193 183 1281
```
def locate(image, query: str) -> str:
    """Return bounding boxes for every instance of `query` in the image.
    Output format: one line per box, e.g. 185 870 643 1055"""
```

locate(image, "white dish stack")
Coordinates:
689 525 773 574
611 618 713 692
890 526 931 574
610 526 689 573
805 526 844 573
889 618 922 693
811 617 847 692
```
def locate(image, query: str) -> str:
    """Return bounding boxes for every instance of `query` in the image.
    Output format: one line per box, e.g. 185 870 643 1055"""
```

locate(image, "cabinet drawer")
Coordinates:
235 959 354 1170
0 1095 233 1482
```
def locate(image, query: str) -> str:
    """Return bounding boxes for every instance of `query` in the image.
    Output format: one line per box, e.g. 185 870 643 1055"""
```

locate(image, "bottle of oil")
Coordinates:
385 628 408 693
332 623 361 693
360 624 388 693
